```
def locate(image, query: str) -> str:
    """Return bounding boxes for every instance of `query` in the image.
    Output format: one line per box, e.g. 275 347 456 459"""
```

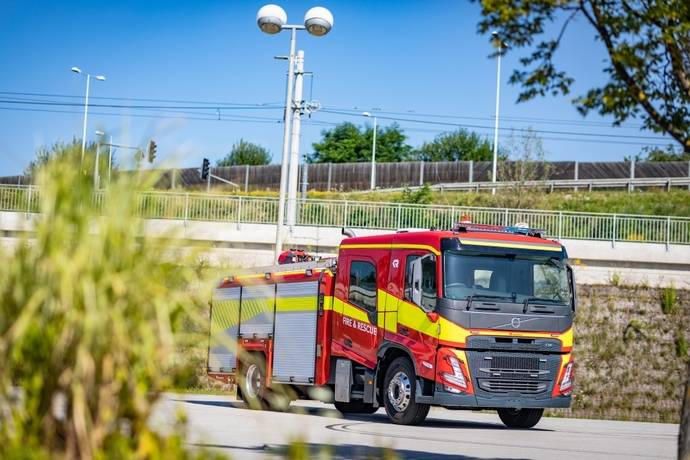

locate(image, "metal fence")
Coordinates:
1 185 689 246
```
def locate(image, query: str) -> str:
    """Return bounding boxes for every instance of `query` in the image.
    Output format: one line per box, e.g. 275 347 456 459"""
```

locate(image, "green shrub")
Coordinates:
610 272 621 286
677 333 689 359
399 184 433 204
661 286 677 315
0 150 217 458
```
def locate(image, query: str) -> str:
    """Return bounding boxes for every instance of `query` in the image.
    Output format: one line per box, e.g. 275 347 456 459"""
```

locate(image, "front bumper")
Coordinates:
417 386 571 409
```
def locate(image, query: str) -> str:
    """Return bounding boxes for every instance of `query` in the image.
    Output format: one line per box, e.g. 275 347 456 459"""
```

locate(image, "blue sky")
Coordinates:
0 0 674 175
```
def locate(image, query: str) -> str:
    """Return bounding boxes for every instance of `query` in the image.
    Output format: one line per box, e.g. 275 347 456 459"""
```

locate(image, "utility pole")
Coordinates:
274 28 298 263
286 50 305 227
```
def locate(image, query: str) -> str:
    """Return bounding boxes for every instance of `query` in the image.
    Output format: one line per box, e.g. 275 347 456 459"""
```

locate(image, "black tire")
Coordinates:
334 400 379 415
238 353 267 410
497 408 544 429
382 357 430 425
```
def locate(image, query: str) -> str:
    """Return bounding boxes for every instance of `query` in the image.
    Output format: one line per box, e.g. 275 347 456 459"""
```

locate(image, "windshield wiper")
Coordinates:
466 294 514 311
523 296 565 313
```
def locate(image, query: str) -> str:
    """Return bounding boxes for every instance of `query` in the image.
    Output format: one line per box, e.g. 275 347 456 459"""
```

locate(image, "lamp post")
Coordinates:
71 67 106 167
490 32 507 196
256 4 334 263
94 130 104 189
362 112 377 190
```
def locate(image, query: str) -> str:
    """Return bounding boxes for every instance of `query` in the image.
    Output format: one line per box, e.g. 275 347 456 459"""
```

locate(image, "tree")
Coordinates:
25 139 108 182
640 145 690 161
418 129 496 161
309 122 413 163
498 128 553 208
217 139 270 166
475 0 690 151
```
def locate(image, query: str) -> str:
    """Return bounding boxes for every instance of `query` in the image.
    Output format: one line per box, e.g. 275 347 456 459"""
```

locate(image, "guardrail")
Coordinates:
371 177 690 193
1 184 689 246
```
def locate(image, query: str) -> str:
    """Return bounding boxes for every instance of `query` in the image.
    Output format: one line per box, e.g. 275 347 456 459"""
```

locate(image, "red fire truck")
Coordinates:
207 222 575 428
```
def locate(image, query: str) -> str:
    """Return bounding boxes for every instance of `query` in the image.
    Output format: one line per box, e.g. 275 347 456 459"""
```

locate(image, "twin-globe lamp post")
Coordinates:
256 4 334 263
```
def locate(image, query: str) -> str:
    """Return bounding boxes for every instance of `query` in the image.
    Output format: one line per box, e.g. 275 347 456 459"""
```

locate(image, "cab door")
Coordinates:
333 250 386 368
391 249 440 382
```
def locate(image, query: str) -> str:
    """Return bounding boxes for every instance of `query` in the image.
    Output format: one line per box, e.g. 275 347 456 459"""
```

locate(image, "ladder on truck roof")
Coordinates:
228 257 337 278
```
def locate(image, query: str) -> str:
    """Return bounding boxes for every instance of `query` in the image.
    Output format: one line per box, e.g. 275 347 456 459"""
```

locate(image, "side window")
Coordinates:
404 254 437 310
349 260 377 314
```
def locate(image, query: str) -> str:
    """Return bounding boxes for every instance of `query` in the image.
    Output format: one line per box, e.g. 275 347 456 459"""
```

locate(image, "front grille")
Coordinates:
466 351 560 397
478 379 548 395
486 355 540 371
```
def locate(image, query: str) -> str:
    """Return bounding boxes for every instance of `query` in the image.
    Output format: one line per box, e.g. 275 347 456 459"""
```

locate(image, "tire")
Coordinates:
334 400 379 415
382 357 430 425
497 408 544 429
238 353 267 410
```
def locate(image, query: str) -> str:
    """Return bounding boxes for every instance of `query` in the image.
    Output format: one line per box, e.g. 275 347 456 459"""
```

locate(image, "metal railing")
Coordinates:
1 184 689 246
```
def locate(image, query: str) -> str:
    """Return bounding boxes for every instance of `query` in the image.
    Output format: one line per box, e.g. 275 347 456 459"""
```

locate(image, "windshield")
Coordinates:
443 251 571 305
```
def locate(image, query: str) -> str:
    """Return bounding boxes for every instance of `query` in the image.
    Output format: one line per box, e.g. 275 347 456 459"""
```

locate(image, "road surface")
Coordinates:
152 393 678 459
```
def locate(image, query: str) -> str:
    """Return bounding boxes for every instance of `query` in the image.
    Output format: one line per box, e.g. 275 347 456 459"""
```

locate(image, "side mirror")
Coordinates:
567 265 576 313
411 257 423 306
410 253 436 310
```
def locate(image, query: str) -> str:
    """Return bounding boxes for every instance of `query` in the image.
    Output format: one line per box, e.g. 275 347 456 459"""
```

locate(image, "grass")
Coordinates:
0 149 221 459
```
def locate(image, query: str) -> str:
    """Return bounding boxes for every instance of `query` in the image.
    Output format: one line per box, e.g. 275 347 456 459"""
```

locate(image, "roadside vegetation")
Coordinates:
0 148 220 459
212 188 690 217
548 284 690 423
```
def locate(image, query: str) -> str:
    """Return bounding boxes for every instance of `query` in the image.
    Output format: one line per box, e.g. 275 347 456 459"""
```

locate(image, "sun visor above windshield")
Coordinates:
442 237 566 257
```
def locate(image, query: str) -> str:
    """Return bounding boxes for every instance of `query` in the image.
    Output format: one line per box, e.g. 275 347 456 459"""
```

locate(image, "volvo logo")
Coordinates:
510 317 521 329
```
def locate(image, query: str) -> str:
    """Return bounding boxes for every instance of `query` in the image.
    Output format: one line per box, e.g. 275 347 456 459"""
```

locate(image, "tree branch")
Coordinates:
579 0 690 148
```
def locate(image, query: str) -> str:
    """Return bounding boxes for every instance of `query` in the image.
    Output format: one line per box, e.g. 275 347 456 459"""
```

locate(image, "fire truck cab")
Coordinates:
208 223 575 428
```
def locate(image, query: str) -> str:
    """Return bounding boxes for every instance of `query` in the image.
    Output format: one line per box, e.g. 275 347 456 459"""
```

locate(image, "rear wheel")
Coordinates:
239 354 267 410
334 400 379 415
497 408 544 429
383 357 430 425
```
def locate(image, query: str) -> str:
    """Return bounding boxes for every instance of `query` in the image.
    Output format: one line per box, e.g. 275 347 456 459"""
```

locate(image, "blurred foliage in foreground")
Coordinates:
0 147 220 459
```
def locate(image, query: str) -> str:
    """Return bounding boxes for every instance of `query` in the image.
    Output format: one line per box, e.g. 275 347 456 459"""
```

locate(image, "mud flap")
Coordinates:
335 359 352 402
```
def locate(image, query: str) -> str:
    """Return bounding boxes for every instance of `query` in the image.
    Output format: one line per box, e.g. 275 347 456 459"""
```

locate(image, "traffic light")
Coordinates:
201 158 210 180
147 140 157 163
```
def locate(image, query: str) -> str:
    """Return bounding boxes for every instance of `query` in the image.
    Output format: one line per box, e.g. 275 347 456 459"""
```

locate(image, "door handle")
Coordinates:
399 326 409 336
344 338 353 348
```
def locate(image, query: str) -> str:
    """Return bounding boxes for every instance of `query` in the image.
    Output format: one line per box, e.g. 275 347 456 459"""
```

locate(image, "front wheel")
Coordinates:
497 408 544 429
383 357 430 425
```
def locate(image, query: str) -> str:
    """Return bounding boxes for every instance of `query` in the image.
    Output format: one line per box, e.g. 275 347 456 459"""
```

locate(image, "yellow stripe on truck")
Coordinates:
275 296 317 312
340 243 440 256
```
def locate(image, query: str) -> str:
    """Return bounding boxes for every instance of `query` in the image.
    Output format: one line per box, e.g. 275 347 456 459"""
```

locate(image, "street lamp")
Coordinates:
490 32 507 195
257 4 333 263
72 66 106 167
94 130 105 189
362 112 377 190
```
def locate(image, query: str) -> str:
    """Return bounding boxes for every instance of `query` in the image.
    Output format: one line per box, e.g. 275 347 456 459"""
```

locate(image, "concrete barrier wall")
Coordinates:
2 211 689 287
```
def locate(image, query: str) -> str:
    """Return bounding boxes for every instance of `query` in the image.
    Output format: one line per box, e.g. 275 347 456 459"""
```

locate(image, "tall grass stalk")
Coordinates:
0 150 217 459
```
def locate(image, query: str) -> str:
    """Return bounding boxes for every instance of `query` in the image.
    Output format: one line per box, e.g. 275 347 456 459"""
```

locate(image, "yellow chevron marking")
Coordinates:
340 243 440 256
458 239 562 252
211 299 240 329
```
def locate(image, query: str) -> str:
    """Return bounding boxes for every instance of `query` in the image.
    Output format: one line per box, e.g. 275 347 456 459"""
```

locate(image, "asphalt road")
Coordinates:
152 393 678 460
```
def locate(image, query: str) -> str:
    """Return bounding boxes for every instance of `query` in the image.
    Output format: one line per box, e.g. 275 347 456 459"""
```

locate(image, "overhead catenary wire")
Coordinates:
317 108 669 142
0 90 676 147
